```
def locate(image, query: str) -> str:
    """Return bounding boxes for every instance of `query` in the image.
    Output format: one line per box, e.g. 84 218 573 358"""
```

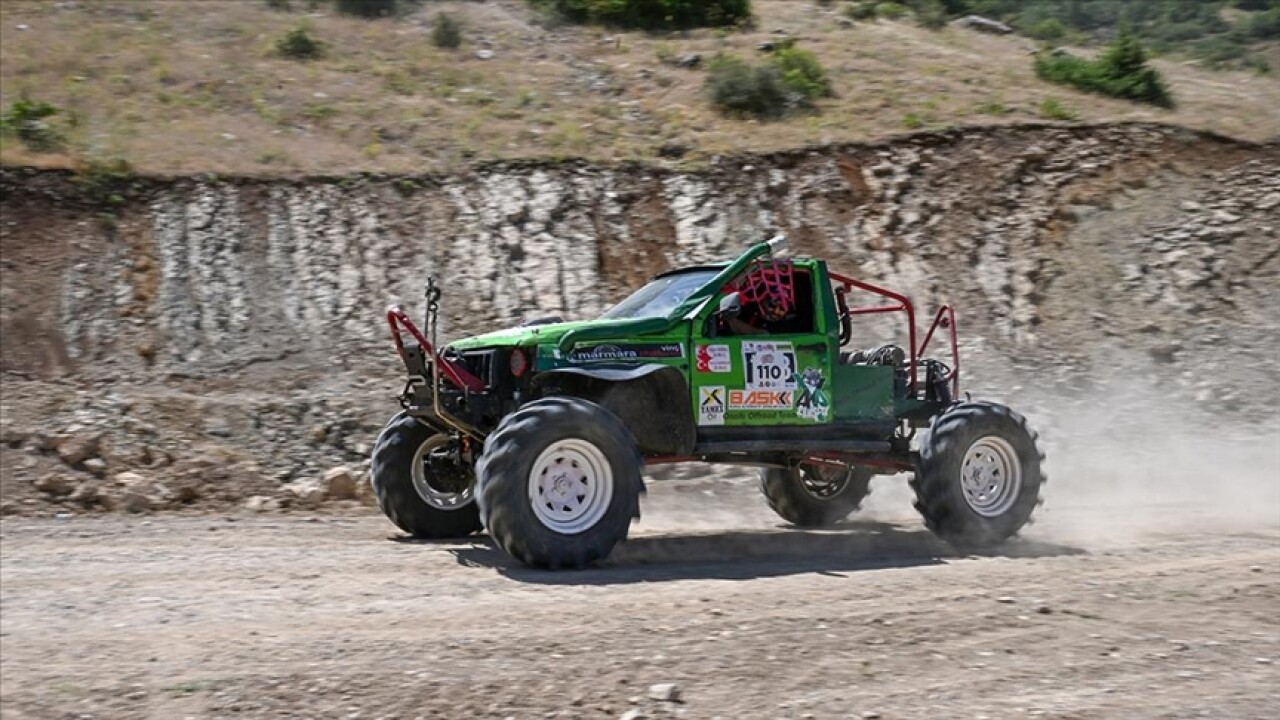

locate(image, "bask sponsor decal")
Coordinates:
698 386 726 426
695 344 732 373
742 341 797 390
729 389 793 410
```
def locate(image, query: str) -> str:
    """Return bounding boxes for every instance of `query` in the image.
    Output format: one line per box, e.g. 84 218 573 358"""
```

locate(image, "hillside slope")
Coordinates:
2 0 1278 174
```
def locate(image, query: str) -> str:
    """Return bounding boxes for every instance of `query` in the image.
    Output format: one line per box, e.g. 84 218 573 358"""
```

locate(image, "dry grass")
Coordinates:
1 0 1277 175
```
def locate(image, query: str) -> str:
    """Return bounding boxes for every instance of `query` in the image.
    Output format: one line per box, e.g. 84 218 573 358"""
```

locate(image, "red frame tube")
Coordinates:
829 272 919 395
828 272 960 398
917 305 960 399
385 306 485 393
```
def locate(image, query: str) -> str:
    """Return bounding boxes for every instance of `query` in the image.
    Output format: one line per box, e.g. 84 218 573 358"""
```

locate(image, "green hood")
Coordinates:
446 319 593 350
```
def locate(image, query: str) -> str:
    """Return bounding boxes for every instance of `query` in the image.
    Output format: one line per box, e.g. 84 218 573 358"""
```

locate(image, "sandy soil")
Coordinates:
2 475 1276 720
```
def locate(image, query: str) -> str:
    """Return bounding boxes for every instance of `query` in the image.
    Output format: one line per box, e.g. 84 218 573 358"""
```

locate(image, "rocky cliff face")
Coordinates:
4 122 1274 380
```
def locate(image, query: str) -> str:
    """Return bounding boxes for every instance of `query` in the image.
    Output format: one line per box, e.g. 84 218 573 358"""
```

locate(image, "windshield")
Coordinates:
600 270 720 320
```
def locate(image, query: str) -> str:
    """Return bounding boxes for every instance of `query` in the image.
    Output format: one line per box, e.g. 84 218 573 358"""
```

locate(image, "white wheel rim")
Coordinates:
960 435 1022 518
528 438 614 535
411 435 474 511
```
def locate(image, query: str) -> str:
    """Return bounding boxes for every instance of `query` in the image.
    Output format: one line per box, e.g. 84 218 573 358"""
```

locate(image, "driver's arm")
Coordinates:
725 316 766 336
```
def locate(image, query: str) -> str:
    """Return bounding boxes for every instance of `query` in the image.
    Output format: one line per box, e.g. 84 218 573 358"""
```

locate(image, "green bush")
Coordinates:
73 156 136 207
1034 33 1174 108
335 0 399 17
843 2 878 21
706 44 834 118
431 12 463 48
905 0 949 29
706 54 791 119
772 45 833 99
0 97 64 152
1028 18 1066 41
265 0 293 10
1244 7 1280 39
875 1 908 19
276 26 325 59
903 1 1274 70
530 0 752 30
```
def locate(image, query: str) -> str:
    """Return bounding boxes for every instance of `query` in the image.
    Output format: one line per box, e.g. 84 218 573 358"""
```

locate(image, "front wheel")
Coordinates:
476 397 643 569
760 463 873 527
370 412 483 538
912 402 1045 548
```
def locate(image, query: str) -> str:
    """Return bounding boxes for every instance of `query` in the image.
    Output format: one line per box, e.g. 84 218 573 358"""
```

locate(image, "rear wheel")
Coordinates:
370 412 482 538
912 402 1045 548
760 463 873 527
476 397 643 569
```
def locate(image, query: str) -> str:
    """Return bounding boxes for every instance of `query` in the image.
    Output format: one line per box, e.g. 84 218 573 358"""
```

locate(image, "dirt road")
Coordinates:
1 475 1276 720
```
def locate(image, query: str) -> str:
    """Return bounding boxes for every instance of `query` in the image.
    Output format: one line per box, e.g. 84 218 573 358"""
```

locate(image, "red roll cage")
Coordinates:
829 271 960 399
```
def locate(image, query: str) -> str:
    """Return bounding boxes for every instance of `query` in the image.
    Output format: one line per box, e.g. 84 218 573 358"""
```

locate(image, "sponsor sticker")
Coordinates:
695 344 732 373
698 386 726 426
728 389 794 411
794 367 830 422
742 341 797 390
567 343 683 364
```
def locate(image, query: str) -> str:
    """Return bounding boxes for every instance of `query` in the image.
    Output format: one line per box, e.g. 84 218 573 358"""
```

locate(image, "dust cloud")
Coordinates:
1023 386 1280 545
638 383 1280 547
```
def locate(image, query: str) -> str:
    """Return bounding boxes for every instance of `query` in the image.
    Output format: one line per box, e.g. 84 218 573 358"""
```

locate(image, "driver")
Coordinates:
724 293 790 335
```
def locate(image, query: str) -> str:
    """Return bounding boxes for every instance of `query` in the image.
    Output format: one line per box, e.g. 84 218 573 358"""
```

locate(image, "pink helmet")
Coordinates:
734 259 795 320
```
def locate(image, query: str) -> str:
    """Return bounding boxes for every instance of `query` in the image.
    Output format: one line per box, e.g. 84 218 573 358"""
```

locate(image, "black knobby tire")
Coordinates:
476 397 643 569
370 412 482 539
760 464 874 527
911 402 1046 548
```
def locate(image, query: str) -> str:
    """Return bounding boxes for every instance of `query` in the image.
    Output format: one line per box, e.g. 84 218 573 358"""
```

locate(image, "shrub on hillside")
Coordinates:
1244 7 1280 39
772 44 834 99
895 0 949 28
0 97 64 152
1034 33 1174 108
706 45 833 118
844 0 945 25
336 0 400 17
706 55 791 119
874 2 909 20
843 2 878 21
431 12 463 48
1028 18 1066 42
530 0 752 30
277 26 325 59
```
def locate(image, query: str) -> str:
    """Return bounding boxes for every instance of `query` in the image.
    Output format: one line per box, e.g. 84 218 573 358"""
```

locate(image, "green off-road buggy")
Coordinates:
376 237 1045 568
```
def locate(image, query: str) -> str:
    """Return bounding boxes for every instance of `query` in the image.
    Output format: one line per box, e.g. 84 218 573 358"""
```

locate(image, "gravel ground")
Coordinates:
2 477 1276 720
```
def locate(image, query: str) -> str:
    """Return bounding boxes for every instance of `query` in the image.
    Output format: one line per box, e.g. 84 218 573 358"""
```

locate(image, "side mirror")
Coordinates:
717 292 742 319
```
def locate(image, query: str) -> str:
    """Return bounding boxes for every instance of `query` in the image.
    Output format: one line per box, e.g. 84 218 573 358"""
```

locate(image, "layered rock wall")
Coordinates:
2 123 1276 379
